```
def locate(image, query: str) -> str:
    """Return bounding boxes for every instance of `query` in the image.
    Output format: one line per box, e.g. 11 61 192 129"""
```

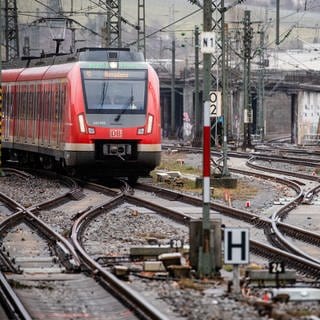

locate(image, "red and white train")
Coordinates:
2 48 161 183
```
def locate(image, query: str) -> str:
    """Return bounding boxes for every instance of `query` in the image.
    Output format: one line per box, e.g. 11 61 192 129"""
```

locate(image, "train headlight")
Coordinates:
109 61 118 69
146 114 154 134
137 128 145 135
78 114 86 133
88 127 95 134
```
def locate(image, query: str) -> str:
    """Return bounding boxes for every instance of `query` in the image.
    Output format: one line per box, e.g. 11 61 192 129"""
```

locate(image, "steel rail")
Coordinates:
0 271 32 320
245 157 320 264
0 176 82 270
247 156 320 182
71 195 171 320
135 180 320 267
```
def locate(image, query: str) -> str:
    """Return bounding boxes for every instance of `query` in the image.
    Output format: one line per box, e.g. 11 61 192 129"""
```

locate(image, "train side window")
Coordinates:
21 84 28 119
58 81 66 120
44 84 50 121
55 82 61 121
49 83 53 123
33 83 38 120
15 84 20 119
27 83 33 120
50 82 55 123
17 84 21 119
3 84 13 116
37 83 42 119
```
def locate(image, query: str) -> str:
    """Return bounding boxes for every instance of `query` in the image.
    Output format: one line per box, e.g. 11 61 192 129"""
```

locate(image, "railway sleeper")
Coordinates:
245 269 296 288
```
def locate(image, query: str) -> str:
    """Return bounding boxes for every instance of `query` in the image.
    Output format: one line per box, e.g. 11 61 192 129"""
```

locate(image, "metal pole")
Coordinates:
198 0 215 278
193 26 200 145
258 29 265 141
243 10 252 150
170 39 176 138
137 0 146 58
221 0 229 176
276 0 280 45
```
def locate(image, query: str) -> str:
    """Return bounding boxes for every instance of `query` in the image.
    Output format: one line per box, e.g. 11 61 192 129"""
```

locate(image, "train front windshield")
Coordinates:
82 69 147 114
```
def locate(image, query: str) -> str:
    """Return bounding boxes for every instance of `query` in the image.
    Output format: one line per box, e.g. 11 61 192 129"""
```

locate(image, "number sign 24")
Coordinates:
269 261 285 274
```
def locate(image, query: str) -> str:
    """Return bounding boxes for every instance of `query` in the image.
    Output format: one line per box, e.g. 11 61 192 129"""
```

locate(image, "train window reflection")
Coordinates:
83 79 146 114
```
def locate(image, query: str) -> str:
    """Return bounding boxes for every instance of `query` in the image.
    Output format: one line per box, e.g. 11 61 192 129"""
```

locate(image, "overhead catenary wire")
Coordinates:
33 0 103 38
89 0 140 30
125 8 202 47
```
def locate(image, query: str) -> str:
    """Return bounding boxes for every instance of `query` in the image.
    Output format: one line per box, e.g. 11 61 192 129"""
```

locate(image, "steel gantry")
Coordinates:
101 0 145 52
4 0 19 60
137 0 146 58
102 0 122 47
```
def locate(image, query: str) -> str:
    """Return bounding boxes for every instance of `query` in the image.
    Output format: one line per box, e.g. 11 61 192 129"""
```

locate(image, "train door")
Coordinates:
49 80 65 149
47 82 53 147
25 82 36 145
21 83 28 144
2 83 15 145
54 80 66 148
39 81 51 147
48 82 54 147
13 83 20 143
32 83 40 146
13 82 27 144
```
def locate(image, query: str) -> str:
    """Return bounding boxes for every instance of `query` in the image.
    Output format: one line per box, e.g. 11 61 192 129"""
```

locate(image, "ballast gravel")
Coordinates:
1 169 320 319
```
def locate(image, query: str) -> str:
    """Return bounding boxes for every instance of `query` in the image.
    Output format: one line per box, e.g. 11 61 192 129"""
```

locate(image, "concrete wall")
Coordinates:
164 78 320 145
264 92 291 139
297 91 320 144
182 82 194 140
228 90 292 142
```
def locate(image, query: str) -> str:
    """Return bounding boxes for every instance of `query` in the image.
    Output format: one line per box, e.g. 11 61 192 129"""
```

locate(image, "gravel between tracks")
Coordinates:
1 167 320 320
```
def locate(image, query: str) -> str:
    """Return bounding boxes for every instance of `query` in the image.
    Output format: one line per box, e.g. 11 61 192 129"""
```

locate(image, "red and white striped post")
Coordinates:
203 101 211 206
199 100 214 277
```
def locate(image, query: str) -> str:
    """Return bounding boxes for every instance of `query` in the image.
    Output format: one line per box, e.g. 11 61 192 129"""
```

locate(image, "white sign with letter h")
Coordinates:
224 228 249 264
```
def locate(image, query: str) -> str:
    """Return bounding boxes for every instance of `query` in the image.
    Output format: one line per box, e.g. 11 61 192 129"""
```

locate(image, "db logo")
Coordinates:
110 129 123 138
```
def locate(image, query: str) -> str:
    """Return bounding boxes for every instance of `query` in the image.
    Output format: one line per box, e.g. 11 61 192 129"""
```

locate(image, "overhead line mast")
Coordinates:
103 0 121 47
5 0 19 60
137 0 146 58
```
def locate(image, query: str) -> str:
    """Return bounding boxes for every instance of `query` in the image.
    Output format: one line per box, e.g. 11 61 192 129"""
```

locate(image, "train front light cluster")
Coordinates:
137 128 145 135
78 114 86 133
146 114 154 134
79 114 95 134
109 61 118 69
88 127 95 134
137 114 154 135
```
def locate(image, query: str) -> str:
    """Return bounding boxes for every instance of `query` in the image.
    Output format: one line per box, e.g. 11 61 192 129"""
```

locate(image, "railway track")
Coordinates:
160 145 320 270
1 157 320 319
49 171 320 279
0 169 167 320
134 182 320 277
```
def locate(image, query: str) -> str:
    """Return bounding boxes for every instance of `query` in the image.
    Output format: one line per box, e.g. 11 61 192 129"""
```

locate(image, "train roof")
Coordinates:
3 47 145 69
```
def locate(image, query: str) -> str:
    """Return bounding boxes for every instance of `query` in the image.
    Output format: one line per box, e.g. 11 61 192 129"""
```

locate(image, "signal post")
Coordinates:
196 0 219 278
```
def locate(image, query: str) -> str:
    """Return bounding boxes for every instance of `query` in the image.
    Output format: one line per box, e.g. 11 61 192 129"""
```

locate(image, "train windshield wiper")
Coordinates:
114 88 136 122
99 82 108 108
